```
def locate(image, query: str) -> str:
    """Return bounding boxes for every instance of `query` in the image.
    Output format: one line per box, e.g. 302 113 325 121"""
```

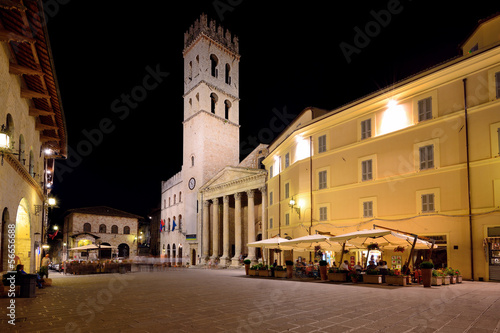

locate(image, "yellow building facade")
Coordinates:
263 14 500 281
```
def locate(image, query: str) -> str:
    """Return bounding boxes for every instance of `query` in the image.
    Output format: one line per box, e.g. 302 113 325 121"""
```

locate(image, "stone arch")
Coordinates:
224 100 231 120
178 244 183 266
210 93 218 114
1 208 11 271
210 54 218 77
15 198 31 272
118 243 129 258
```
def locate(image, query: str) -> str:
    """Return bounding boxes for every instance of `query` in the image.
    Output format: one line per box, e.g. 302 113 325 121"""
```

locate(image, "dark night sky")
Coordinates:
46 1 499 223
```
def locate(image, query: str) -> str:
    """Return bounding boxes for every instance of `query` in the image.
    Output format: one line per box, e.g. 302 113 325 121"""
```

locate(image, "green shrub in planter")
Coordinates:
366 269 380 275
275 265 284 271
243 259 251 265
419 261 434 269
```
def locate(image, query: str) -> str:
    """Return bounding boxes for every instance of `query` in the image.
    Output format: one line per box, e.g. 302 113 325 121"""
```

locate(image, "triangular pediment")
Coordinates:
200 166 266 191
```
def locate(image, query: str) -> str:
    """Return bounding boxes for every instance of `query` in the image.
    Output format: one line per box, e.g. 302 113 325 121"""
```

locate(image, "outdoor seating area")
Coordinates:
64 260 132 275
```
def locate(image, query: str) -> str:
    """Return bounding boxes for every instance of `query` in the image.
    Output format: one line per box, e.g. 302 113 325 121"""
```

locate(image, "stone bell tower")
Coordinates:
181 14 240 240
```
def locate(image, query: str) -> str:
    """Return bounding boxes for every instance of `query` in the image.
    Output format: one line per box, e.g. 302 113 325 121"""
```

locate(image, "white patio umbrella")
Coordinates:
285 234 347 251
247 237 294 249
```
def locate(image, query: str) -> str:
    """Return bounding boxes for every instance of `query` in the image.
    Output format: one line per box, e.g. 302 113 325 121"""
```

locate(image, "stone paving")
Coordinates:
1 268 500 333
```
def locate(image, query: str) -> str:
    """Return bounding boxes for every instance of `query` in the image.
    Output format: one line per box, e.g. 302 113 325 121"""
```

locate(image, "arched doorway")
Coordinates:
172 244 176 266
178 245 183 266
191 248 196 266
118 243 129 258
15 199 31 272
99 242 112 259
1 208 11 271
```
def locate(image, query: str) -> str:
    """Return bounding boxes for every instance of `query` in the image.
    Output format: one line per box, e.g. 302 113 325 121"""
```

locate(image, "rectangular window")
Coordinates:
318 135 327 153
496 72 500 99
363 201 373 218
269 165 273 179
319 207 327 221
269 192 273 206
318 170 327 189
419 145 434 170
361 160 373 181
421 194 435 213
284 183 290 199
285 153 290 168
269 218 273 229
361 119 371 140
418 97 432 122
285 213 290 226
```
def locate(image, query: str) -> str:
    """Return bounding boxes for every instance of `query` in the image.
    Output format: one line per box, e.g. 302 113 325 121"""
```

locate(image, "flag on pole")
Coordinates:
172 219 177 232
49 230 58 240
160 219 165 232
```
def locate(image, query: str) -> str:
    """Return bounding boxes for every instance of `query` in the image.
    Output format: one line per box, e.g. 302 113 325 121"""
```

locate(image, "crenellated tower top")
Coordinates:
183 13 239 55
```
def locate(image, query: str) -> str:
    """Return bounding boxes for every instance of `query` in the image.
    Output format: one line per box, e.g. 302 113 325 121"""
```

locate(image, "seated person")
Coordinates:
340 260 350 271
376 261 388 275
367 260 377 270
353 261 363 273
16 264 44 288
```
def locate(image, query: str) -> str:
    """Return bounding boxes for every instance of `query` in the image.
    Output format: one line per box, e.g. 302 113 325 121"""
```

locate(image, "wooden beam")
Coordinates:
36 123 58 131
40 135 61 143
29 107 55 117
9 62 44 76
0 29 35 43
20 88 50 99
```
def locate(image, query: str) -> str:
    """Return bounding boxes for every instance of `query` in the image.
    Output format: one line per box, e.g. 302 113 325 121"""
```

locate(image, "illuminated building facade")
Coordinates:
263 14 500 281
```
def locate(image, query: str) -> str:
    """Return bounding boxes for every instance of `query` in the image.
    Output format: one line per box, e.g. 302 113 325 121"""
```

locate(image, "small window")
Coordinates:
269 192 273 205
83 223 91 233
269 218 273 229
418 97 432 122
361 160 373 181
318 170 327 189
210 54 218 77
179 192 182 202
319 207 327 221
269 165 273 179
191 156 195 167
225 63 231 84
419 145 434 170
285 213 290 226
210 93 218 114
361 119 371 140
284 183 290 199
224 100 231 120
99 224 106 233
124 226 130 234
284 153 290 168
174 194 176 204
318 135 327 153
421 194 435 213
111 225 118 234
363 201 373 218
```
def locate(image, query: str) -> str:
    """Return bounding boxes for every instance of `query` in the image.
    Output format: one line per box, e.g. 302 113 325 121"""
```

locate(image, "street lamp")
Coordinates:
289 197 301 219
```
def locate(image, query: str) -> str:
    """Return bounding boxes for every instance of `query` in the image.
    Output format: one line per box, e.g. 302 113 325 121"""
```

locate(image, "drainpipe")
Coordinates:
463 78 474 281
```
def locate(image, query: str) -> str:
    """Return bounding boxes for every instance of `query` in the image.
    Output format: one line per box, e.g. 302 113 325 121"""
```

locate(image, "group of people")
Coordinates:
338 258 389 273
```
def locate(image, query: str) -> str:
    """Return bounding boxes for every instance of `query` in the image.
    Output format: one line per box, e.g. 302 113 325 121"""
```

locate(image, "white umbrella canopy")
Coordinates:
285 234 348 251
328 229 434 249
247 237 294 249
70 244 117 251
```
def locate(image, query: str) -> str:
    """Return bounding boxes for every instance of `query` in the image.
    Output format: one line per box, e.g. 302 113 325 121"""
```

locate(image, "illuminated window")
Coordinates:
361 160 373 181
421 194 435 213
318 135 326 153
363 201 373 218
284 182 290 198
419 145 434 170
361 119 371 140
319 207 327 221
284 153 290 168
318 170 327 189
269 218 273 229
418 97 432 122
285 213 290 226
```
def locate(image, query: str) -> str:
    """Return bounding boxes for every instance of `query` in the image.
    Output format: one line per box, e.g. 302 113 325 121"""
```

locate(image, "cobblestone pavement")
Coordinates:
1 268 500 333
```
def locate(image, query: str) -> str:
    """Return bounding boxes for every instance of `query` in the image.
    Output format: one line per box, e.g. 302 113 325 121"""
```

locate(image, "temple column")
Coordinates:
202 200 210 263
221 195 231 266
247 189 257 263
211 198 220 260
231 192 242 267
260 186 268 264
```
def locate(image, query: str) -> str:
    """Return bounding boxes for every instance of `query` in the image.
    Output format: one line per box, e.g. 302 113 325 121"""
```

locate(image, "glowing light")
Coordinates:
44 149 52 155
48 198 56 206
379 100 410 135
295 136 310 162
298 199 305 208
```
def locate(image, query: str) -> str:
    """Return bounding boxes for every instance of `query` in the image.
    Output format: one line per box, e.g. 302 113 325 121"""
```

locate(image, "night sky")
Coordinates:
46 1 499 224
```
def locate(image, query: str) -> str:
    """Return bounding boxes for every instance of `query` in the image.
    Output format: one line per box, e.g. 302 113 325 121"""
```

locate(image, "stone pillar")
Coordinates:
260 186 268 265
221 195 231 266
211 198 220 260
247 190 257 263
202 200 210 263
231 192 242 267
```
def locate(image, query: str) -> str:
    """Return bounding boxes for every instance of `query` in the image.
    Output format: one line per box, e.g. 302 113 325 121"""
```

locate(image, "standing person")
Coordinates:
40 254 50 278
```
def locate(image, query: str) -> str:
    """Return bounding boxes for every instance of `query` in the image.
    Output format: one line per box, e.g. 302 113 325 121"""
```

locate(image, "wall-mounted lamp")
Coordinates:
289 197 301 219
0 124 20 165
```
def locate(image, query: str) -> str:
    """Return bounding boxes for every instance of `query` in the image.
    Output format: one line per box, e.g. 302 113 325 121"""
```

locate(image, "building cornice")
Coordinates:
6 154 44 201
183 79 239 101
183 109 240 128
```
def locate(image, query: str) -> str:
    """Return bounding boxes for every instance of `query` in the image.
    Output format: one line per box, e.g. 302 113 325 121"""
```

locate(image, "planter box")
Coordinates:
456 275 463 283
386 275 408 286
363 274 383 284
431 276 443 286
450 276 457 284
249 269 258 276
442 276 450 285
328 272 347 282
275 270 287 278
258 270 272 277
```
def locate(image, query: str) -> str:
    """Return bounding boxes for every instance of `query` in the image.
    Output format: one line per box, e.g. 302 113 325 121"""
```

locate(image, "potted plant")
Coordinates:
347 270 361 283
419 261 434 287
258 264 272 277
274 265 287 278
328 267 347 282
446 267 457 284
363 269 383 284
285 260 294 278
455 269 462 283
244 259 251 275
249 264 259 276
431 269 443 286
318 260 328 280
386 269 408 286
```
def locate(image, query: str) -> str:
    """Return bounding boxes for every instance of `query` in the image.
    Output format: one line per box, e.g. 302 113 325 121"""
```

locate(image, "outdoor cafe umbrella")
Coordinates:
69 244 117 260
247 237 295 265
